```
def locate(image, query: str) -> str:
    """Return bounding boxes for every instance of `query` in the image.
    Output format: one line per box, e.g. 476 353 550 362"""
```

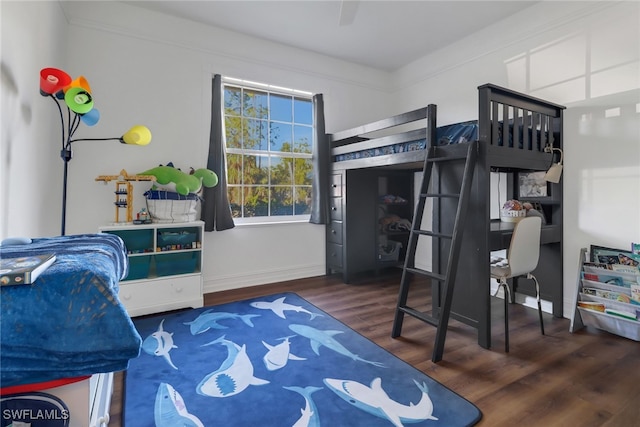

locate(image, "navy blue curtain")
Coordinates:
309 93 328 224
201 74 235 231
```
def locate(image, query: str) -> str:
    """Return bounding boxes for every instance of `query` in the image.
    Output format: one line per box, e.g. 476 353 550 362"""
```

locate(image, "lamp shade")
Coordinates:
64 87 94 114
544 163 563 183
80 108 100 126
40 68 72 96
121 125 152 146
64 76 92 94
543 146 564 183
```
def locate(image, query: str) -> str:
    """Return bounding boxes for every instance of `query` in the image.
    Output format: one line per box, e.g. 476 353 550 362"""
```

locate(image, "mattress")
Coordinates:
334 121 479 162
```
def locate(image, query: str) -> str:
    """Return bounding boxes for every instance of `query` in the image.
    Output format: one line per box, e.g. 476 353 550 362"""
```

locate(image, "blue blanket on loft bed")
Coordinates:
0 233 142 387
334 120 544 162
334 121 479 162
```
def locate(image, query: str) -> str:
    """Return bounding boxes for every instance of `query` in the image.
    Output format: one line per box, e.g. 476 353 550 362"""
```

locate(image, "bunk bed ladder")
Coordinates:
391 140 478 363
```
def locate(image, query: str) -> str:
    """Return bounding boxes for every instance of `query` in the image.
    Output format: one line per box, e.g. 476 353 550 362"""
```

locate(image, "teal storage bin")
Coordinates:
108 229 153 254
155 252 198 277
157 229 198 249
124 256 151 281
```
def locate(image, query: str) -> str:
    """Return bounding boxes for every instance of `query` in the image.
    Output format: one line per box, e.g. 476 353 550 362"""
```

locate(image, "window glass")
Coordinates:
223 79 314 221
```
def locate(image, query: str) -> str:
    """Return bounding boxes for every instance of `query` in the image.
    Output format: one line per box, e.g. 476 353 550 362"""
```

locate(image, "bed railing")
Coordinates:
329 105 436 158
478 84 565 153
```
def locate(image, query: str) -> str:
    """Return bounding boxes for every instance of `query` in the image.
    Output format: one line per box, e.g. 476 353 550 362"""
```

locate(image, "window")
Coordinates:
223 78 314 221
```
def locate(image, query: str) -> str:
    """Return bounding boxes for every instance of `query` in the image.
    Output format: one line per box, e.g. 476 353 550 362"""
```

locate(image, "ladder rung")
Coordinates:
421 193 460 199
427 155 468 162
398 306 439 327
412 230 452 239
405 267 445 282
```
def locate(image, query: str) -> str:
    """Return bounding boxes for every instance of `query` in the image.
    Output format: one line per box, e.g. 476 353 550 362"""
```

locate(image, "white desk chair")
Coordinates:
490 216 544 352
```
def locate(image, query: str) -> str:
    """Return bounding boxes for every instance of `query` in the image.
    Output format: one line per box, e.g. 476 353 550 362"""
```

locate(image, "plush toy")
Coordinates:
140 163 218 195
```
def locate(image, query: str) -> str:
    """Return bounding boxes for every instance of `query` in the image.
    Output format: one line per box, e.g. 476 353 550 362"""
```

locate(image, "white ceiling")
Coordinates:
123 0 538 71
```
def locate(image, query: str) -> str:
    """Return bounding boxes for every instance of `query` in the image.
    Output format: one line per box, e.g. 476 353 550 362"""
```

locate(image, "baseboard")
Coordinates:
203 264 326 294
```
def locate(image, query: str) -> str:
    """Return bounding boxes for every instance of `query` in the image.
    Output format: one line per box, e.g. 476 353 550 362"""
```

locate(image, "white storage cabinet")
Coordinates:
99 221 204 317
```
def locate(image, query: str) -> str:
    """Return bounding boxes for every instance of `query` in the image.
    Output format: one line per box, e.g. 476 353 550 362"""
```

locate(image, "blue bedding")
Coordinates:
334 121 479 162
333 120 546 162
0 234 142 387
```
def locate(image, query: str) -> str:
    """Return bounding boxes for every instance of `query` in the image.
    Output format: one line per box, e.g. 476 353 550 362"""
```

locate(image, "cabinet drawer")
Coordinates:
329 198 342 220
330 174 342 197
119 275 202 317
328 221 343 244
327 243 343 268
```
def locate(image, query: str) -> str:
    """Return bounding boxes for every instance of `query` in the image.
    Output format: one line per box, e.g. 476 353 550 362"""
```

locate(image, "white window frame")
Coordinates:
222 77 315 224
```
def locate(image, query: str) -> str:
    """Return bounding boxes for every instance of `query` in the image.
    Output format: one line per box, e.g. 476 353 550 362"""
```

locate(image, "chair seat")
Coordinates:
491 265 511 279
490 257 511 279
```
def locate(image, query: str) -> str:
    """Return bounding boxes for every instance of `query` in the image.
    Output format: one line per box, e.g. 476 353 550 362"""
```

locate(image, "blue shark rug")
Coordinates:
124 292 481 426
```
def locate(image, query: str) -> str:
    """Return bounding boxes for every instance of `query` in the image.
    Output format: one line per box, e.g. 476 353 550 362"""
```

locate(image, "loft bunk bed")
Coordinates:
325 84 565 350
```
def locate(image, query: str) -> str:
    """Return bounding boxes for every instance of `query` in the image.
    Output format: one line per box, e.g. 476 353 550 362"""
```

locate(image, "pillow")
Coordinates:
1 237 32 247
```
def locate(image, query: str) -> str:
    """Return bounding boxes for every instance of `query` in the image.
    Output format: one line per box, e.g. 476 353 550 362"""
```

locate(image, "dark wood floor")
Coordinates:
110 271 640 426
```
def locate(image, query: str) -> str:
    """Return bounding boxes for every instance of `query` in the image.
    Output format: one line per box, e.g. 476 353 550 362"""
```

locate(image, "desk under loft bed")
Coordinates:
325 84 565 349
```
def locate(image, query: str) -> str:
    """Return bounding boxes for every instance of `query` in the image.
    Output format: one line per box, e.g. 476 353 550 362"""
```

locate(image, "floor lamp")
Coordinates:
40 68 152 236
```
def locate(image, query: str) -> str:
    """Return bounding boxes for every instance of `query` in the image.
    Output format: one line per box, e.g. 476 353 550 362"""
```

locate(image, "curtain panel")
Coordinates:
201 74 235 231
309 93 329 224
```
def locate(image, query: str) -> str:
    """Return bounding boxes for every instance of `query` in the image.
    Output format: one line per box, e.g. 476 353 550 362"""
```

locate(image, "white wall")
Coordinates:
1 1 68 239
392 1 640 316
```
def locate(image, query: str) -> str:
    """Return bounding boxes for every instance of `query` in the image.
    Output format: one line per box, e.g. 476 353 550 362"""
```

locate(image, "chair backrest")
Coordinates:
507 216 542 277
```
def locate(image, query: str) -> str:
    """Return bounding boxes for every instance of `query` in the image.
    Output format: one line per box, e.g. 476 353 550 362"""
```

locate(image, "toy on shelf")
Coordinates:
95 169 156 224
139 163 218 195
134 208 152 225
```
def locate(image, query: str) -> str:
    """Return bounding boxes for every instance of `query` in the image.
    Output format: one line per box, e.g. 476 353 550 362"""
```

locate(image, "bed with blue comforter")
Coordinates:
0 233 141 387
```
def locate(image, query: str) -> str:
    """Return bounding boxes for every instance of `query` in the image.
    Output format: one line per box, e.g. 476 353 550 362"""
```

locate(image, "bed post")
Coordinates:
478 86 491 145
426 104 437 148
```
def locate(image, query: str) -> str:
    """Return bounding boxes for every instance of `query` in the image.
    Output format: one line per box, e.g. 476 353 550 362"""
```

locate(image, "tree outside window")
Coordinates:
223 81 314 220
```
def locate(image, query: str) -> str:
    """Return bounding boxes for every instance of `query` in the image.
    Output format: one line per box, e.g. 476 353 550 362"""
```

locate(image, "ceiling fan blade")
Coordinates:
339 0 359 26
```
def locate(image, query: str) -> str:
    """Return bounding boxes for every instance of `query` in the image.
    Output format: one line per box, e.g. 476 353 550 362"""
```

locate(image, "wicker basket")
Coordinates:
145 190 201 223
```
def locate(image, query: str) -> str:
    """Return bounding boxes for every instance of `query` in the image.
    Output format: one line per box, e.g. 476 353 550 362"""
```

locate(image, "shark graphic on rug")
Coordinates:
184 309 260 334
262 336 306 371
141 319 178 369
250 296 323 320
323 377 438 427
197 335 269 397
283 385 323 427
289 324 385 368
154 382 204 427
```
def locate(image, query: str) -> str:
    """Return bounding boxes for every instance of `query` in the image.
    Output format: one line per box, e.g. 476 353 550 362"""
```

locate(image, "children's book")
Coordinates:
0 254 56 286
581 272 624 287
632 284 640 305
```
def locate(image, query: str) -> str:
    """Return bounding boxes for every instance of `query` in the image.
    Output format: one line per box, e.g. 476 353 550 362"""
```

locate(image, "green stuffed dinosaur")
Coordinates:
140 164 218 195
